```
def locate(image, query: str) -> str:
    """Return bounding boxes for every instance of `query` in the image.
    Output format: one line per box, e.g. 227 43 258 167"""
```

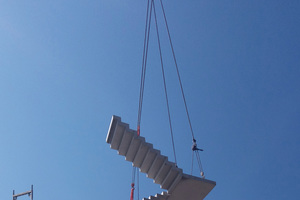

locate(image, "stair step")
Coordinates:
133 142 153 168
147 155 166 179
154 160 171 185
118 128 133 156
125 136 145 162
167 172 182 192
140 149 160 173
110 121 127 150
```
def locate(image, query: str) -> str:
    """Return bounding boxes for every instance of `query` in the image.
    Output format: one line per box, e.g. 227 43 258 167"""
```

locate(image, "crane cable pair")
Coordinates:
132 0 205 199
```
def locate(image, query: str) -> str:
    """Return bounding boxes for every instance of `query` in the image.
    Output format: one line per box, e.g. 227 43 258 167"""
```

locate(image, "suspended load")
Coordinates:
106 115 216 200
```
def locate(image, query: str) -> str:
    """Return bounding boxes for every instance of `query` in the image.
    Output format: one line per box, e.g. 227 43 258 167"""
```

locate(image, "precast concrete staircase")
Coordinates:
106 115 216 200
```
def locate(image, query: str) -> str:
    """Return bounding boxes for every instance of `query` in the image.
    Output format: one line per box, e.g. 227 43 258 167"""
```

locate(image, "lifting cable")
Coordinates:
133 0 152 199
159 0 205 177
130 167 135 200
137 0 152 137
152 0 177 165
134 0 205 197
130 166 140 200
191 139 205 177
159 0 195 141
137 0 178 165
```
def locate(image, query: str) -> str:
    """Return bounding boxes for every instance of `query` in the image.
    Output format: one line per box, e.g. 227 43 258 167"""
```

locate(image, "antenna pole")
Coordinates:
31 185 33 200
12 185 33 200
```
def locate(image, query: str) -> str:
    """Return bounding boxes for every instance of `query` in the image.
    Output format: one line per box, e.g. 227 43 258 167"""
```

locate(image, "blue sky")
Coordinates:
1 0 299 199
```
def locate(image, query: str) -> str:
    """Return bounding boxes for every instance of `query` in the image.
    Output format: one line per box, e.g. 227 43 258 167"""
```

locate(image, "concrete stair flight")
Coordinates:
106 115 216 200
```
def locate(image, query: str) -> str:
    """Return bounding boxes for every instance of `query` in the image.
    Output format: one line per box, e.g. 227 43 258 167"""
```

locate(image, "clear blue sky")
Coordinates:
1 0 299 199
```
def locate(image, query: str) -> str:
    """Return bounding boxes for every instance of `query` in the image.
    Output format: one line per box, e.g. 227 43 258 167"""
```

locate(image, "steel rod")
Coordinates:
13 191 31 197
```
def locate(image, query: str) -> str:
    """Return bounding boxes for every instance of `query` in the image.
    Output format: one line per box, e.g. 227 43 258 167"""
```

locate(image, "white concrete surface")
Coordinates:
106 115 216 200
